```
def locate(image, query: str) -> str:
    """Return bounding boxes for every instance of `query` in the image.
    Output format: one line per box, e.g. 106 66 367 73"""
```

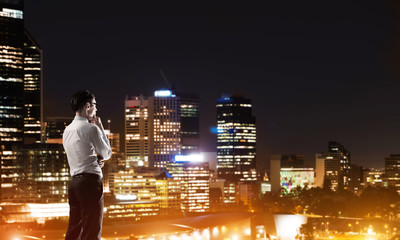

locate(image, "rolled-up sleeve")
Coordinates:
90 125 112 160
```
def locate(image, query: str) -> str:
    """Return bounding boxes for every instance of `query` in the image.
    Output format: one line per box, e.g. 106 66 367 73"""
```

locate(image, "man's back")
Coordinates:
63 116 111 177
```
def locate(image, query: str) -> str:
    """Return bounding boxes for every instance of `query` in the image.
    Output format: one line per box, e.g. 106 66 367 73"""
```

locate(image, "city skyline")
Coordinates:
23 1 400 169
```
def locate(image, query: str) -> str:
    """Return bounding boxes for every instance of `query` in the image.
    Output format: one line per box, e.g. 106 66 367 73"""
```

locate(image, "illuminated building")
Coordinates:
0 1 25 149
176 92 200 155
103 129 122 192
105 200 159 221
149 90 181 168
167 155 210 213
43 117 71 144
314 141 351 191
125 95 149 168
1 143 69 202
0 202 69 224
23 30 42 144
155 171 181 214
363 168 384 188
385 154 400 193
109 168 181 218
260 181 271 194
112 169 158 202
0 1 43 148
280 168 314 195
350 163 363 193
1 1 43 200
270 155 314 195
270 154 306 193
328 141 351 189
216 93 257 203
108 169 160 220
125 90 182 169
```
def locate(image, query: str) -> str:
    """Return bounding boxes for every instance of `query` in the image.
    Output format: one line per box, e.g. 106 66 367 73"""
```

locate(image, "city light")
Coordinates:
154 90 173 97
175 154 204 162
27 203 69 218
115 194 138 201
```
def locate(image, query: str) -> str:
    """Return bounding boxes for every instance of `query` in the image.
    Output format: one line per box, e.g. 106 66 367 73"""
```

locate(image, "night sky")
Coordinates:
24 1 400 169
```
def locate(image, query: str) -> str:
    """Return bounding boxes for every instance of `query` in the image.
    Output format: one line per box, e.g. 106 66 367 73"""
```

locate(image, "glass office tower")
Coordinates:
0 0 25 149
216 93 257 203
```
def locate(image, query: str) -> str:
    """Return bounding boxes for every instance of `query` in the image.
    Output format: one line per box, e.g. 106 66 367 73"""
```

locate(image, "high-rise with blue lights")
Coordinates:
216 93 257 202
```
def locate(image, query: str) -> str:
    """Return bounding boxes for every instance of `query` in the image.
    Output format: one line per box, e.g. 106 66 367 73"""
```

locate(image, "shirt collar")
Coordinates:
74 116 89 122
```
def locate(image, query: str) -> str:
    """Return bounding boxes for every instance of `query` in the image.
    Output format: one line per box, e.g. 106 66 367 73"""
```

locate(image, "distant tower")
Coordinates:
125 90 182 169
216 93 257 203
149 90 181 168
125 95 150 168
0 1 25 149
176 92 200 155
23 30 42 144
328 141 351 190
315 141 351 191
1 0 43 201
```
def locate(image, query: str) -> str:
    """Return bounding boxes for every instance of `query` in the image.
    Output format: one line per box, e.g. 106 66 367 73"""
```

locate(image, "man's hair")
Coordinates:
70 90 95 112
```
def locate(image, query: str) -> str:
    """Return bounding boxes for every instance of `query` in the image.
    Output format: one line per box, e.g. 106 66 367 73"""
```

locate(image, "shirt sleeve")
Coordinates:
89 125 112 160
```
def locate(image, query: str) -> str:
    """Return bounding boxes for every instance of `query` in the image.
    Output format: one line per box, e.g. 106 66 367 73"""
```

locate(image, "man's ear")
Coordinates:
86 102 91 109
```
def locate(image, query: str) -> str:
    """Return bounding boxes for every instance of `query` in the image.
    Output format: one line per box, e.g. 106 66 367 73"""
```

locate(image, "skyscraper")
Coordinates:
176 92 200 155
328 141 351 190
216 93 257 203
315 141 351 191
125 90 183 169
125 95 149 168
216 93 257 182
1 0 42 201
0 1 25 149
149 90 181 168
23 30 42 144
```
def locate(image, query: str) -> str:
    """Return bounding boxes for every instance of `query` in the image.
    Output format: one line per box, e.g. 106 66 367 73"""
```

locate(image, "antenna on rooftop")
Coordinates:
156 65 176 92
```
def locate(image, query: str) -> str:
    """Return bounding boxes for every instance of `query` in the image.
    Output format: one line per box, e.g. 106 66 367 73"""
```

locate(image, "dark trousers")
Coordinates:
65 173 104 240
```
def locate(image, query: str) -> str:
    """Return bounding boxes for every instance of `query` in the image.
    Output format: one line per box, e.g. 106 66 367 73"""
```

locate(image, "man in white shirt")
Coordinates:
63 90 111 240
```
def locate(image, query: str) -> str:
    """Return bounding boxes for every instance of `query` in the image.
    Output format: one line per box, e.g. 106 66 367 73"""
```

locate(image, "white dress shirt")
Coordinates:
63 116 111 178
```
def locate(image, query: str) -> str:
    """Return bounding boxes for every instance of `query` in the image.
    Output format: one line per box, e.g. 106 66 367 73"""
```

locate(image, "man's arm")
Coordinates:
90 125 112 160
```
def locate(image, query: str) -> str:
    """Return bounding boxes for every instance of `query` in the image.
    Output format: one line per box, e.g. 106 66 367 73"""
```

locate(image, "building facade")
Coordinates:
315 141 351 191
216 93 257 203
167 155 210 213
1 143 69 203
176 92 200 155
363 168 384 188
280 168 314 195
125 90 186 169
1 0 43 201
385 154 400 193
149 90 181 169
125 95 149 168
23 30 42 144
0 1 26 150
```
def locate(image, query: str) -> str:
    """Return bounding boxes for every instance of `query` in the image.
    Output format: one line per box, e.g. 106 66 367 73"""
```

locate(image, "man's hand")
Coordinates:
89 115 104 130
97 155 105 168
